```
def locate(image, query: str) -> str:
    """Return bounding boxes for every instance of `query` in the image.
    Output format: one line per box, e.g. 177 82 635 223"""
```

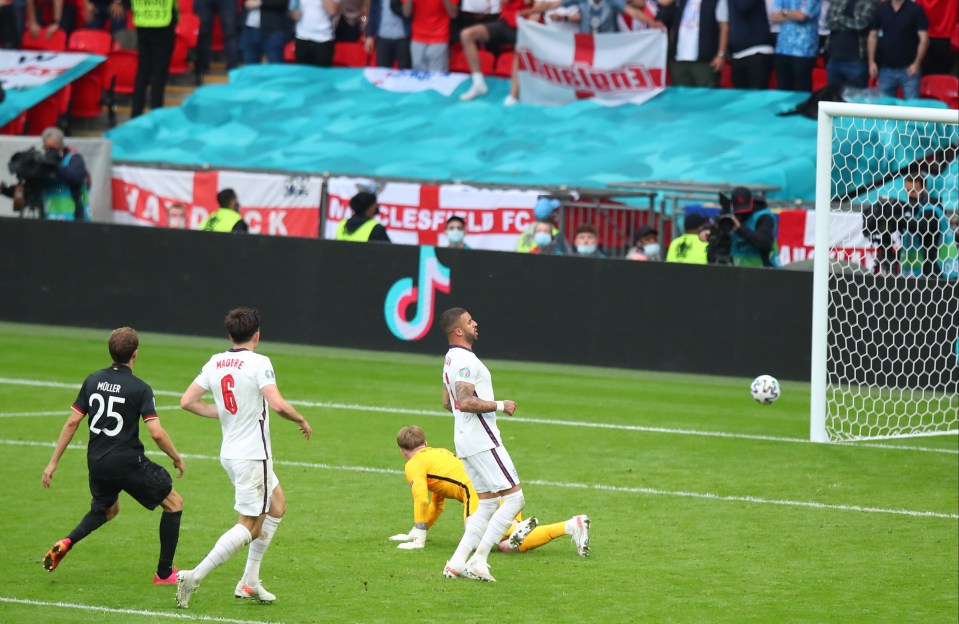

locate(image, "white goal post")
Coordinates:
811 102 959 443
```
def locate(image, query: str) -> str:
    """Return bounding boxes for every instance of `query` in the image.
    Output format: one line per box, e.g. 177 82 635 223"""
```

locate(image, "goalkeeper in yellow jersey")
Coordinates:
391 426 590 556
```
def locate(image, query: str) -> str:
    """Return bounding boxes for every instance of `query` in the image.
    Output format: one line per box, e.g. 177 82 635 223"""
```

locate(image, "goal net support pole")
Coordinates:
811 102 959 443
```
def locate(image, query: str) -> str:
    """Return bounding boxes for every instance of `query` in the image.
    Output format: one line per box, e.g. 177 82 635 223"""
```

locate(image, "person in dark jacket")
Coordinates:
726 0 774 89
364 0 412 69
240 0 292 64
336 191 392 243
657 0 729 88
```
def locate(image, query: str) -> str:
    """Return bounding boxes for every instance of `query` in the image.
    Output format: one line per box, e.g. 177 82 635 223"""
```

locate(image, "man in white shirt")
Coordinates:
439 307 524 582
176 306 312 609
292 0 342 66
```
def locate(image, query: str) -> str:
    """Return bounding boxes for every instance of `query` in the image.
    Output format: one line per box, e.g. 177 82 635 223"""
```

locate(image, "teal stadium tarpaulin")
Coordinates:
106 66 952 203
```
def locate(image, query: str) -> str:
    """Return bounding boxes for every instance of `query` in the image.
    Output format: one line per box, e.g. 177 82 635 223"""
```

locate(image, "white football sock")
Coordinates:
243 515 281 585
194 524 252 582
448 498 498 567
471 490 525 565
471 72 486 87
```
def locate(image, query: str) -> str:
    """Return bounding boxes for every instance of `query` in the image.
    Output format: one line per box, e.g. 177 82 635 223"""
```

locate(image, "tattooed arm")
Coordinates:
455 382 516 415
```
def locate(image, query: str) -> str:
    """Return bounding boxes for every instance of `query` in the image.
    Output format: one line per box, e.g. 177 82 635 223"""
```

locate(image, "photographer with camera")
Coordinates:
708 186 778 267
2 127 91 221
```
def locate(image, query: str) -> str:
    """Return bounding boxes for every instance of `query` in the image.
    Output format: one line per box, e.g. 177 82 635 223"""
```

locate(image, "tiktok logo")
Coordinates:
384 246 451 341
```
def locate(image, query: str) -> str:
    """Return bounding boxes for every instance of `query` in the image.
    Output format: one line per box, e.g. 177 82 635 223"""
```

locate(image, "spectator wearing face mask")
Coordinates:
445 216 470 249
517 197 568 254
572 223 606 258
626 225 662 261
529 220 566 255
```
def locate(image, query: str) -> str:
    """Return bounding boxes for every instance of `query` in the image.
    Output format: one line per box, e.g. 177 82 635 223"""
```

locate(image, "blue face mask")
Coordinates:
534 232 553 247
577 244 597 255
643 243 660 257
447 229 465 245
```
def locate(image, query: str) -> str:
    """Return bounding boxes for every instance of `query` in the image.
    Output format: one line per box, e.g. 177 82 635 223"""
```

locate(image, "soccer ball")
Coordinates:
750 375 781 404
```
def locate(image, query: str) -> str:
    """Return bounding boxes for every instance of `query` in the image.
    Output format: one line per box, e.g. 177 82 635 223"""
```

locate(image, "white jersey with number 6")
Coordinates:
194 348 276 460
443 345 502 458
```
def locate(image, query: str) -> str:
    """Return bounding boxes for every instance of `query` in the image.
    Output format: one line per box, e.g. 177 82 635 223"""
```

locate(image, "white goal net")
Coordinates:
811 103 959 442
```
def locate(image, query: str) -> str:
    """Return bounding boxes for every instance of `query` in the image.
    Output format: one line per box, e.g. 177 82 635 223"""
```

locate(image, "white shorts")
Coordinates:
221 457 279 517
462 446 520 494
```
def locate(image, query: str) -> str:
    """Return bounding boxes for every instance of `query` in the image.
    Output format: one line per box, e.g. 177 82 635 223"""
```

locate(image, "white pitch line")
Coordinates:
1 377 956 455
0 597 280 624
2 439 955 520
0 406 182 418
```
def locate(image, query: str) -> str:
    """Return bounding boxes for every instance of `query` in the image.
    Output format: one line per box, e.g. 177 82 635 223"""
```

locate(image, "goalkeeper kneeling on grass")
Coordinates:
390 426 590 556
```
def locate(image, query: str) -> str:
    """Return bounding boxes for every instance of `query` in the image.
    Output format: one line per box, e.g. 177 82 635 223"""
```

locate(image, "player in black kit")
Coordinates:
41 327 187 584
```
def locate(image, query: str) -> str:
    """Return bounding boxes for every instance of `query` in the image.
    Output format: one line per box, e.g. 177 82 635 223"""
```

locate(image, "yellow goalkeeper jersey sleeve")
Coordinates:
404 447 478 526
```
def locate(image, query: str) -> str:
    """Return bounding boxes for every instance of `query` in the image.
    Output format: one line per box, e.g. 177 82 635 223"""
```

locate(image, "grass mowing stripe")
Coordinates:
3 377 955 456
3 439 955 520
0 597 279 624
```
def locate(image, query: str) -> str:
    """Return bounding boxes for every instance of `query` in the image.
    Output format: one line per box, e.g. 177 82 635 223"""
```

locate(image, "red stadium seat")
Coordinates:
212 15 224 53
283 40 296 63
0 113 27 135
68 28 114 54
25 95 64 134
177 12 200 48
920 74 959 109
494 51 514 78
333 41 369 67
169 33 191 75
178 0 195 16
69 71 107 119
106 50 139 96
449 48 493 74
21 28 67 52
811 67 828 92
719 63 732 88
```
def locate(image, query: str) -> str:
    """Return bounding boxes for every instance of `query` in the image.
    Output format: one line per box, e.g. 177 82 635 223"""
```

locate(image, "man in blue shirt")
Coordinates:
770 0 822 90
867 0 928 100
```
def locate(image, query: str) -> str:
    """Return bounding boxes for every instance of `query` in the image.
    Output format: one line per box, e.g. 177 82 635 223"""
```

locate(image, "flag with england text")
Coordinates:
516 18 667 107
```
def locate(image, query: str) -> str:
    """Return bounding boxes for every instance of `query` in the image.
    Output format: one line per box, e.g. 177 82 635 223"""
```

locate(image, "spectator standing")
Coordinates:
25 0 76 38
365 0 412 68
241 0 292 64
195 0 239 84
899 173 952 278
445 215 470 248
867 0 928 100
665 213 710 263
292 0 341 66
572 223 606 258
335 0 366 41
726 0 774 89
770 0 822 90
1 0 23 47
458 0 523 101
88 0 128 33
823 0 876 89
656 0 729 87
914 0 956 75
200 188 249 233
403 0 459 72
528 219 566 255
626 225 661 260
130 0 177 118
335 190 391 242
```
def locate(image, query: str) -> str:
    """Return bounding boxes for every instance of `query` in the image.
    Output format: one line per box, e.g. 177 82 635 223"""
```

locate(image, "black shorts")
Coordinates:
89 459 172 513
485 20 517 47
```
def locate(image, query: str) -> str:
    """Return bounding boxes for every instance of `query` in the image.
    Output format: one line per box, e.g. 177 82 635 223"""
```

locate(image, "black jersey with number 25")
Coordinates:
72 364 159 478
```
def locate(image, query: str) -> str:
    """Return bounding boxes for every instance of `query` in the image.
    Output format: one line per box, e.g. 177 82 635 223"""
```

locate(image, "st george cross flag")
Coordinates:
516 18 667 107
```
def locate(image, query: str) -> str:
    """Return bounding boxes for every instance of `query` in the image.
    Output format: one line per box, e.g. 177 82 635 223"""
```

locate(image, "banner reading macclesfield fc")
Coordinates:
516 18 667 107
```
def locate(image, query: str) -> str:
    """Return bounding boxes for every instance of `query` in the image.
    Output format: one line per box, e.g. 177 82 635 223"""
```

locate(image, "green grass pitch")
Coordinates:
0 322 956 624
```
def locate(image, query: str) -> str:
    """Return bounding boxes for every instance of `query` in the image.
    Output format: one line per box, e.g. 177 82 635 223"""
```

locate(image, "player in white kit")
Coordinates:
175 306 312 609
439 307 526 583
